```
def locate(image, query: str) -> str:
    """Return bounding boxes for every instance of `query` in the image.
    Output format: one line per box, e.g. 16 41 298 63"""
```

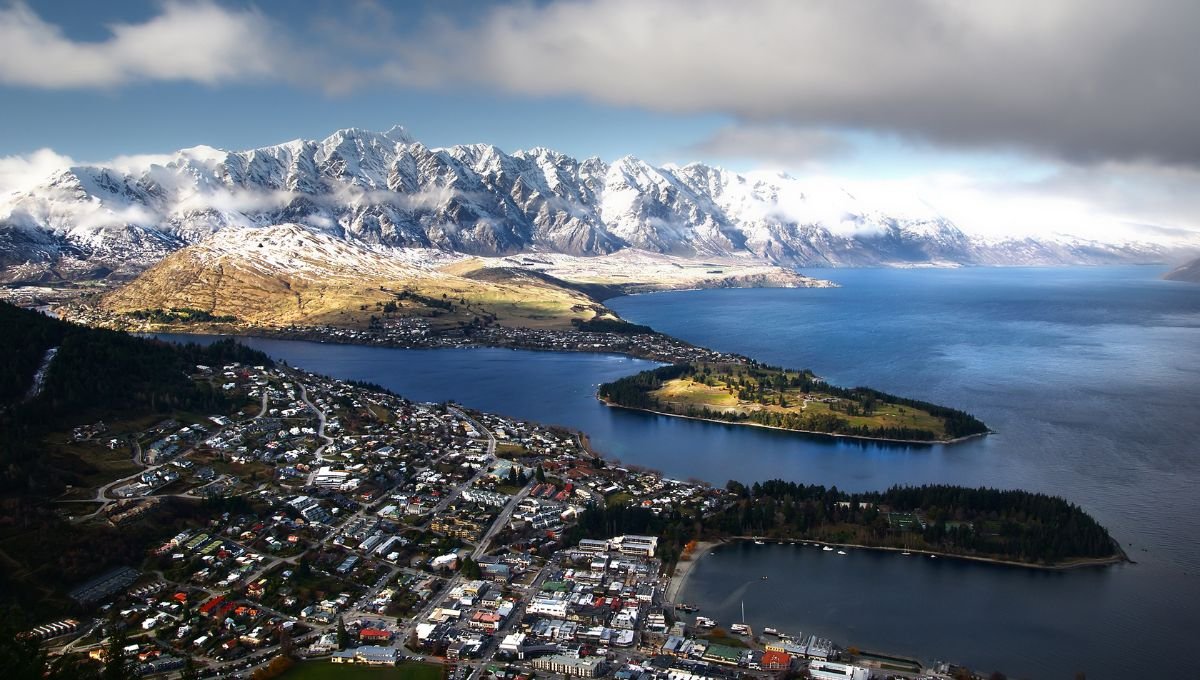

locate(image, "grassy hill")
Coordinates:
98 225 612 331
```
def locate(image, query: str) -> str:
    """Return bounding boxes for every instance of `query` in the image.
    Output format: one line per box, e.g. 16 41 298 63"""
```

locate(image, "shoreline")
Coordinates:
121 321 739 365
598 398 990 446
728 536 1128 571
668 538 1126 608
665 540 721 603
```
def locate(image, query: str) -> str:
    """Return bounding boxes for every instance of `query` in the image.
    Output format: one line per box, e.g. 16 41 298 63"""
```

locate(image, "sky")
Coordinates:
1 0 1200 244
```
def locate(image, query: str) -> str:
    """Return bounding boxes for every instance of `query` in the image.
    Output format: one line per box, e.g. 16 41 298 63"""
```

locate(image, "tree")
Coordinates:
0 615 49 680
279 627 295 658
535 465 546 484
460 556 482 579
336 616 349 650
102 625 131 680
180 656 200 680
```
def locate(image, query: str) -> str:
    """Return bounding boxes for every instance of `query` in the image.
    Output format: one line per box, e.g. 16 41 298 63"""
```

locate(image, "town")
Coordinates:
27 359 978 680
51 298 749 366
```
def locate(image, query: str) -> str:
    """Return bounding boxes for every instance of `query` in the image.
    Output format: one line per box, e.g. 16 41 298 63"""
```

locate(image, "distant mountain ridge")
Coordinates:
0 125 1186 283
1163 256 1200 283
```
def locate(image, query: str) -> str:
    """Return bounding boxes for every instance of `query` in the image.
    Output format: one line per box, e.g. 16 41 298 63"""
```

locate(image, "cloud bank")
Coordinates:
394 0 1200 167
0 1 282 88
4 0 1198 168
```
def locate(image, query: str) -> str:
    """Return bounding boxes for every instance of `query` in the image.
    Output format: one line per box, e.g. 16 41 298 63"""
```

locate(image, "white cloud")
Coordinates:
688 125 851 170
0 1 283 88
174 188 297 216
817 165 1200 244
0 148 75 195
390 0 1200 166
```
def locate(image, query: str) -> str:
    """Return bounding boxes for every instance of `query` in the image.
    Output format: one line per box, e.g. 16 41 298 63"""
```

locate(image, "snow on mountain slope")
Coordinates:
98 223 606 329
0 125 1185 283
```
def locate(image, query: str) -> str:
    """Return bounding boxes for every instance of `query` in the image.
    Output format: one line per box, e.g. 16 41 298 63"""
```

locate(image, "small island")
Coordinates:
598 361 989 443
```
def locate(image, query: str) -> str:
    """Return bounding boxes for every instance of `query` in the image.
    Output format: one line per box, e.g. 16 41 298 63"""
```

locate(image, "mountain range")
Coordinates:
0 125 1191 284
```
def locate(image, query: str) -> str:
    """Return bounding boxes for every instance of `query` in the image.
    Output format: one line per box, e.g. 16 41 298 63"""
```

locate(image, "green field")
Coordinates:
281 660 443 680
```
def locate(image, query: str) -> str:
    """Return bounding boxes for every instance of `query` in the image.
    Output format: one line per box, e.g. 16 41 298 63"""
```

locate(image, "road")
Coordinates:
448 405 496 456
299 380 335 459
418 406 498 522
472 481 534 561
299 380 336 484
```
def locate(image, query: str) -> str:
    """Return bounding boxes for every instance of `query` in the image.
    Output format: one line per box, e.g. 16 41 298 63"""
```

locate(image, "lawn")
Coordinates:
281 660 443 680
652 378 741 409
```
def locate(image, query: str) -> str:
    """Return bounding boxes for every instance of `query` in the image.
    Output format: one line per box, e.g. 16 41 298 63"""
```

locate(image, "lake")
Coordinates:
160 266 1200 679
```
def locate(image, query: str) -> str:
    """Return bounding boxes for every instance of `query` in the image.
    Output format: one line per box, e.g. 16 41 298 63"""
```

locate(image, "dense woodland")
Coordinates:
0 302 272 495
123 307 238 323
598 362 989 441
570 317 658 335
571 479 1117 569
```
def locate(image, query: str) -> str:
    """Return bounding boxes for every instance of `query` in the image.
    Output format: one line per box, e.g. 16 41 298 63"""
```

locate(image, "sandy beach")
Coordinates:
665 540 721 603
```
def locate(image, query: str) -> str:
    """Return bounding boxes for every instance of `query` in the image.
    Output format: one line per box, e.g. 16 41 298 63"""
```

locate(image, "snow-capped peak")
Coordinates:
2 124 1192 284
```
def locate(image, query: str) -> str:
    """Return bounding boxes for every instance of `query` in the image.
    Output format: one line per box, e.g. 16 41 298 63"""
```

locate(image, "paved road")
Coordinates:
473 481 534 561
299 380 336 484
299 380 334 458
448 406 497 456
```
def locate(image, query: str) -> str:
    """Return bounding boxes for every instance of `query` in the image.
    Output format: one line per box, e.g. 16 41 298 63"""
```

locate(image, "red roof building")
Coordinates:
761 651 792 671
360 628 392 642
198 596 225 617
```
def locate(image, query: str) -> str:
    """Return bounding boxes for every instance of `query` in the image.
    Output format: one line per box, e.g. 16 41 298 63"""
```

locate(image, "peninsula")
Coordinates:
0 302 1117 680
598 361 989 443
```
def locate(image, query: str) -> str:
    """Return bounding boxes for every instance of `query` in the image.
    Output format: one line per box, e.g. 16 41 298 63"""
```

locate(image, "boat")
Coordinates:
695 616 717 628
837 550 847 555
754 539 765 545
822 546 833 552
901 551 911 556
763 627 779 636
761 576 768 580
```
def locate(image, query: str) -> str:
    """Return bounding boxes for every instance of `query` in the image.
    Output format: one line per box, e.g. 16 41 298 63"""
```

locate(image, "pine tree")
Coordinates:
336 617 349 650
102 625 130 680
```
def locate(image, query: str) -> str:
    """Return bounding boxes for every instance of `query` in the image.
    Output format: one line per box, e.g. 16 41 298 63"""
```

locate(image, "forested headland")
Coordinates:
568 479 1120 570
597 361 988 442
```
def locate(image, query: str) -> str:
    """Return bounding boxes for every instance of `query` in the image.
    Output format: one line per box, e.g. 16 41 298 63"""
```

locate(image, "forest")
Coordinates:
597 361 989 441
123 307 238 323
570 479 1118 570
0 302 272 495
570 317 658 335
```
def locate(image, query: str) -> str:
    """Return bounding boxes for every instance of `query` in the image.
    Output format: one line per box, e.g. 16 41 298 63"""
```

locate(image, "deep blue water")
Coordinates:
160 266 1200 679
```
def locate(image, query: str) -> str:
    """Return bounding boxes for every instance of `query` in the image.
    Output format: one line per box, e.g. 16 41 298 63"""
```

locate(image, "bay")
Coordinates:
159 265 1200 679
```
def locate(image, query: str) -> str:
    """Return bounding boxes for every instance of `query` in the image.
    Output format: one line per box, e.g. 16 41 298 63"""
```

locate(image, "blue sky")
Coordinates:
0 1 729 166
1 0 1199 242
